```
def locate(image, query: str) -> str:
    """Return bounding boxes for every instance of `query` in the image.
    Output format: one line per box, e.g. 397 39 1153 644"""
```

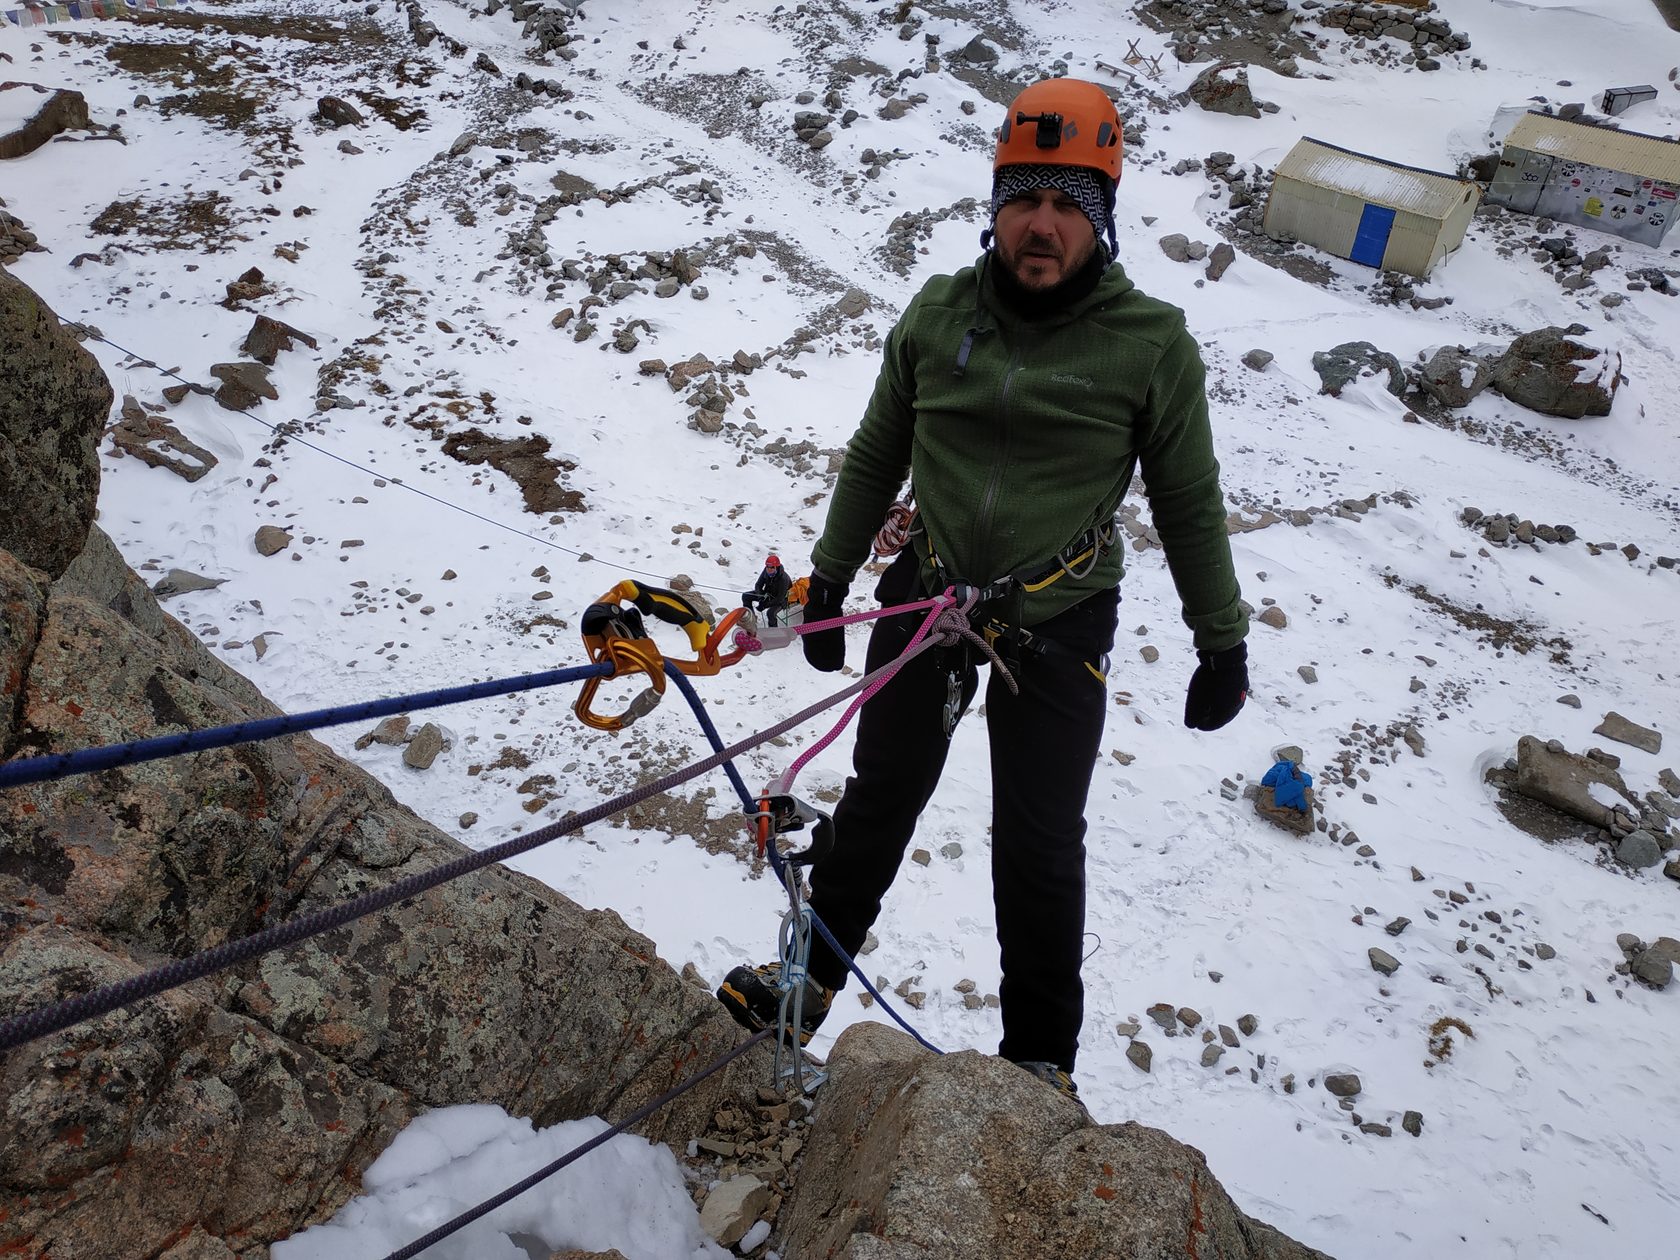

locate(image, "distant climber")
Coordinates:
742 553 795 627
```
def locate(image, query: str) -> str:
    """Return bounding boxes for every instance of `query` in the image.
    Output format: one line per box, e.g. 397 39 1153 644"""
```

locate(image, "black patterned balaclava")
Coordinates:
984 162 1117 255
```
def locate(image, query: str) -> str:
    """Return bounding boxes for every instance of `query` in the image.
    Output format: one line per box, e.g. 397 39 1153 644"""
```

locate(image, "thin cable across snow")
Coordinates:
64 320 742 597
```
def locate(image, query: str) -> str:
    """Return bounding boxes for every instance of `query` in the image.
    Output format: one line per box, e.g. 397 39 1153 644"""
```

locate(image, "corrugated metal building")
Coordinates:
1263 138 1481 278
1486 112 1680 246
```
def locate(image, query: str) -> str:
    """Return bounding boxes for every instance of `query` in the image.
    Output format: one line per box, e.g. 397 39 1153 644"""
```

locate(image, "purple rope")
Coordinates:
0 656 929 1054
774 593 965 793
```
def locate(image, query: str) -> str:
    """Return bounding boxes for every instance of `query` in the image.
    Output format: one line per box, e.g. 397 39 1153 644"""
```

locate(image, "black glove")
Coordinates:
1184 642 1248 731
801 571 850 672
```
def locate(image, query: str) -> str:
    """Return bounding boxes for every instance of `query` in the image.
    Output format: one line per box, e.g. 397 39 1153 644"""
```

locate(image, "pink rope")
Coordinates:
793 596 948 637
772 593 965 794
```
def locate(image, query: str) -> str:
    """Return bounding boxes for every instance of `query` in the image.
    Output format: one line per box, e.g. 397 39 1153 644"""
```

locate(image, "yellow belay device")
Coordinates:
572 580 747 731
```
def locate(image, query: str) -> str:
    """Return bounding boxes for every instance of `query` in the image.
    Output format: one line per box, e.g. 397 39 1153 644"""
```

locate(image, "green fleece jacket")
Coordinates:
812 254 1247 651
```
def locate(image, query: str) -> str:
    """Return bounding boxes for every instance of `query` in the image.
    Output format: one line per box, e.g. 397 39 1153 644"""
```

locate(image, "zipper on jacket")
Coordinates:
971 343 1022 578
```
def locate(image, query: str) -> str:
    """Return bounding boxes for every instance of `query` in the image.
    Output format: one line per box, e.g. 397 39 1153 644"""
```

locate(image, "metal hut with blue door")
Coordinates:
1263 137 1481 279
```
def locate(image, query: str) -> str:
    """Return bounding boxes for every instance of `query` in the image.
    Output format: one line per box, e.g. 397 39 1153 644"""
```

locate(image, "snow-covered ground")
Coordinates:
5 0 1680 1256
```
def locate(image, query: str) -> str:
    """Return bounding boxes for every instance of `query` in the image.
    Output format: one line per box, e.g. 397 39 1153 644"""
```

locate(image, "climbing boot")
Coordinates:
1015 1060 1088 1115
718 960 833 1046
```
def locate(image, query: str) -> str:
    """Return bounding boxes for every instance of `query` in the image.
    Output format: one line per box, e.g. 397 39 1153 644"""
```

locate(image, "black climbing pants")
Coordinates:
806 558 1118 1072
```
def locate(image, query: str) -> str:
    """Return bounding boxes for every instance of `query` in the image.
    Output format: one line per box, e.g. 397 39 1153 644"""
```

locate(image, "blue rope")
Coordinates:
0 663 612 789
663 666 943 1055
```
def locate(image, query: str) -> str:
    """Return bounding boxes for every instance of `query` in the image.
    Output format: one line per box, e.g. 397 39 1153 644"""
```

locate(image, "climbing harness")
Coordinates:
749 791 836 1095
573 580 746 730
1018 518 1118 592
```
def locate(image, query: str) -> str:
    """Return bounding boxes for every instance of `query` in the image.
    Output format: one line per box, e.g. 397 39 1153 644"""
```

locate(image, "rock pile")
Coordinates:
1615 935 1679 988
0 202 42 266
404 0 468 55
503 0 582 57
791 110 835 150
1460 508 1577 548
1310 3 1472 65
1144 0 1305 72
1319 325 1622 418
688 1085 813 1246
876 198 982 275
1490 735 1679 867
512 70 571 100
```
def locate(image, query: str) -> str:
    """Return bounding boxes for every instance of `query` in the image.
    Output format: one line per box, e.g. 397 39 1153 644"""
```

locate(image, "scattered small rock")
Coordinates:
254 525 292 557
403 722 447 770
1594 712 1662 755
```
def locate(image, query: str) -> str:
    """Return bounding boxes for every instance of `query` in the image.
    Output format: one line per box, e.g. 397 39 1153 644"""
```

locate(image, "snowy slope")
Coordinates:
5 0 1680 1256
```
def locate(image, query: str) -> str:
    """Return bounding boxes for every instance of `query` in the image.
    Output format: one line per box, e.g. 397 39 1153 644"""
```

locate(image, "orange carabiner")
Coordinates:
574 634 667 732
672 607 750 676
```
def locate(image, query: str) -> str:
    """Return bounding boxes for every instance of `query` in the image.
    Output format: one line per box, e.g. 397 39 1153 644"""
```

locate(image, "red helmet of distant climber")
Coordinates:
993 78 1124 182
765 554 781 569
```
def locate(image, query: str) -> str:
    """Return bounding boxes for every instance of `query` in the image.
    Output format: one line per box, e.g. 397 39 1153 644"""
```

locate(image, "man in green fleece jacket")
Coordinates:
720 78 1249 1103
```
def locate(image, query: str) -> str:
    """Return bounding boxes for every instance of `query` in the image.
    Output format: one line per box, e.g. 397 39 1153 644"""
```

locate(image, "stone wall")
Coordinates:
1311 2 1472 55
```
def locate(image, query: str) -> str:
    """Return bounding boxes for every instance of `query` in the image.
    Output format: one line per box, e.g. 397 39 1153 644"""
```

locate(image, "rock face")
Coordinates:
1189 62 1263 118
0 85 91 160
0 272 766 1255
210 360 279 411
0 525 766 1255
1594 712 1663 755
777 1023 1332 1260
1313 341 1405 397
1416 345 1495 408
0 269 110 579
108 394 219 482
1511 735 1635 829
1491 326 1622 418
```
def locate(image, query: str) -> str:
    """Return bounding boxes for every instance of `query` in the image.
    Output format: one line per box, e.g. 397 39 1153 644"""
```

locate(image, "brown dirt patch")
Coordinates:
1381 575 1573 664
90 191 249 253
614 787 754 861
351 89 427 132
132 10 382 46
106 41 234 86
440 428 586 516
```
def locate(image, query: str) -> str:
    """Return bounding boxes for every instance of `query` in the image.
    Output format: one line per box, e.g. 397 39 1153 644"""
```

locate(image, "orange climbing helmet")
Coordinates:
993 78 1124 183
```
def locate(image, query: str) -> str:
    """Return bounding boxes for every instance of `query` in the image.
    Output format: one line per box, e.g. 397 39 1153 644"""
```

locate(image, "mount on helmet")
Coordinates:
994 78 1123 183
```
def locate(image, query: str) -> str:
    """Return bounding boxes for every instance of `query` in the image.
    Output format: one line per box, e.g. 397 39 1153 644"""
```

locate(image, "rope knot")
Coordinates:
932 594 1019 695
